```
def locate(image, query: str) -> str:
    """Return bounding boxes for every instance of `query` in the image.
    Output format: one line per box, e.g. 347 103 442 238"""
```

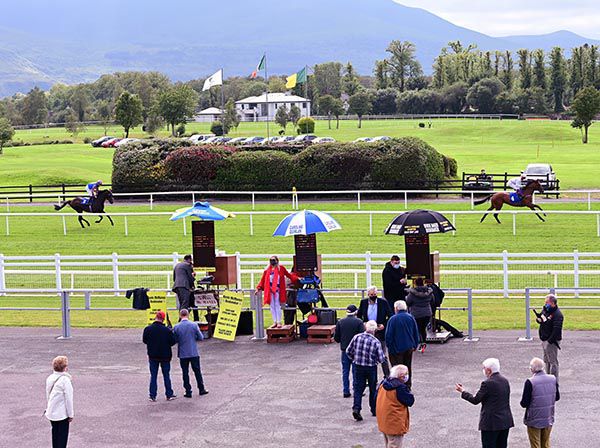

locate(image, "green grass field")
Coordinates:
2 118 600 329
3 118 600 188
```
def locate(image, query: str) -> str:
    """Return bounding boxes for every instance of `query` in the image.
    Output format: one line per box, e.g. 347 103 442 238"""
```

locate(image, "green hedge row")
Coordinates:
112 137 457 191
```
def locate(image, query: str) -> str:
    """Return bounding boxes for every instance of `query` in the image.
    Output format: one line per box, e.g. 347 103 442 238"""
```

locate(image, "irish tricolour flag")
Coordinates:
250 55 266 79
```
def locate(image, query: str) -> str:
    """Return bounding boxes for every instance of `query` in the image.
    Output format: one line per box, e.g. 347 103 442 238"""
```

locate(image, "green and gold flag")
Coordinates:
286 67 307 89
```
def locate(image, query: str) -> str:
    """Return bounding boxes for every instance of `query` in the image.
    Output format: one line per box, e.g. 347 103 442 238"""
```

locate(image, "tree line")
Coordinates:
1 41 600 136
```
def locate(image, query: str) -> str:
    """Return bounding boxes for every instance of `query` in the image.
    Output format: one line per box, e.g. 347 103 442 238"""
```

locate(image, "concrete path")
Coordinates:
0 328 598 447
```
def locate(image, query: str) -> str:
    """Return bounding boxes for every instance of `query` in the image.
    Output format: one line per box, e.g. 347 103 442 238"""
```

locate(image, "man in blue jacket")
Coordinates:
173 308 208 398
142 311 177 402
385 300 420 389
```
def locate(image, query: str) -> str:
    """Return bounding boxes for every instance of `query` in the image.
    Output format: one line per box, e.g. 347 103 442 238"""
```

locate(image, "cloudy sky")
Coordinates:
395 1 600 38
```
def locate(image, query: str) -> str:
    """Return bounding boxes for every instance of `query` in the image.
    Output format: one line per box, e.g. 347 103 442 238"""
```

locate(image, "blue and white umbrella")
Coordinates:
170 201 235 221
272 210 342 237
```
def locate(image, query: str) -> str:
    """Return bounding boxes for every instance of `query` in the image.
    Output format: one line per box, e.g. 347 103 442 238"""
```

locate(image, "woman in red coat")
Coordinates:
255 256 295 328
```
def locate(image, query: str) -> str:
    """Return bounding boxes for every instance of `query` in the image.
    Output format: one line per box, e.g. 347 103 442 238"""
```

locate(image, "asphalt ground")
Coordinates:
1 328 598 448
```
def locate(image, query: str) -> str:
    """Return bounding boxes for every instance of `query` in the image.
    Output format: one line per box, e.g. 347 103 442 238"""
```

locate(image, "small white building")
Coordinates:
193 107 223 123
235 93 311 122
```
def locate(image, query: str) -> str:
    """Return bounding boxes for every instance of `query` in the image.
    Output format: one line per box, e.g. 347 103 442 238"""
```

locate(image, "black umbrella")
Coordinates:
384 209 456 235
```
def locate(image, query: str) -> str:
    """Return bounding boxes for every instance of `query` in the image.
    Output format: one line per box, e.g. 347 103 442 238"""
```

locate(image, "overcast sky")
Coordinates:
395 1 600 38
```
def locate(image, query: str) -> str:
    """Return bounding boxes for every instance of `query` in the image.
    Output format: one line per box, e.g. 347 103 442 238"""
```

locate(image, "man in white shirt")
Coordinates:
507 173 527 202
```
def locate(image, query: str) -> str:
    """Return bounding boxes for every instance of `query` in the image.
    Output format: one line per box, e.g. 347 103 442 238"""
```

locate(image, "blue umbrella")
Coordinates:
273 210 342 236
170 202 235 221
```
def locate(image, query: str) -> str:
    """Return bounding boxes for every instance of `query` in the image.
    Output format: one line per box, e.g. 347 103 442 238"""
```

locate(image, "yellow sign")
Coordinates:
213 290 244 341
147 291 168 326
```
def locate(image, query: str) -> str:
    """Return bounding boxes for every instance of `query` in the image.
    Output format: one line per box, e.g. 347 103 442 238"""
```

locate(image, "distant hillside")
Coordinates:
1 0 599 97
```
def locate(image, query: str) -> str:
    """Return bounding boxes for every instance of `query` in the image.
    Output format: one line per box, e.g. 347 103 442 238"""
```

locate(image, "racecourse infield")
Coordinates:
1 328 598 447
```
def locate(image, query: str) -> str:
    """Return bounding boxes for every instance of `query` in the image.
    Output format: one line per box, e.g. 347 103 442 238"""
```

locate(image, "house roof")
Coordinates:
196 107 223 115
235 93 310 104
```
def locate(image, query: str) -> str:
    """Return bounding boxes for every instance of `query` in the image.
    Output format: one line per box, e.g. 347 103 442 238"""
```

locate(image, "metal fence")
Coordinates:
0 287 475 342
2 251 599 298
520 287 600 341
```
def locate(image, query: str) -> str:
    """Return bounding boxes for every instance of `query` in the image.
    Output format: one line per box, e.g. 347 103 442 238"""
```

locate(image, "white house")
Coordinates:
235 93 311 122
193 107 223 123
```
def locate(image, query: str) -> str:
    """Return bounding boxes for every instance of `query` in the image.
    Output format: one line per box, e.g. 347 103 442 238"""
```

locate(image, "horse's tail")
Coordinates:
54 201 69 211
473 195 493 206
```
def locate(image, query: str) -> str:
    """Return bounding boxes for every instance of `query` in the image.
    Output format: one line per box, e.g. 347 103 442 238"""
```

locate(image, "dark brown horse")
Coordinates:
475 179 546 223
54 189 114 228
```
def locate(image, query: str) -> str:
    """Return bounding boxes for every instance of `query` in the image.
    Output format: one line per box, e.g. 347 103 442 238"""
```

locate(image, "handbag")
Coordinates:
297 289 319 304
307 311 318 324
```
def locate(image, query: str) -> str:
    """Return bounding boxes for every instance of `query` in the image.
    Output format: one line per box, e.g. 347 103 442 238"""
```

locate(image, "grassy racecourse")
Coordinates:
1 118 600 329
2 118 600 188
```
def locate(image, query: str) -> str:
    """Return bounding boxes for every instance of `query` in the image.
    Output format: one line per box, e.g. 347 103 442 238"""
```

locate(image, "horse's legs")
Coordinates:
533 204 547 217
78 213 90 227
529 205 546 222
493 212 501 224
96 215 103 224
481 206 494 223
107 215 114 226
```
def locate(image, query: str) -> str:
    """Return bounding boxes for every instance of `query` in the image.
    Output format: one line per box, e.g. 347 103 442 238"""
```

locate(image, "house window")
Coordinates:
303 102 307 108
250 103 257 108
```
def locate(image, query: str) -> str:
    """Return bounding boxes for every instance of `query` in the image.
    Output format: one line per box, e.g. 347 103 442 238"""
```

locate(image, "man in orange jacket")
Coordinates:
375 364 415 448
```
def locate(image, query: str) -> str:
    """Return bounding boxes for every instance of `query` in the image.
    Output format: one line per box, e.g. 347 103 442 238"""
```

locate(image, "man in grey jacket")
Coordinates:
455 358 514 448
173 254 195 311
520 357 560 448
173 309 208 398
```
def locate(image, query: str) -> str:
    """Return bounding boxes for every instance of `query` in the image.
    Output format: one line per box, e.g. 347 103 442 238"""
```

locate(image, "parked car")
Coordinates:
274 136 296 143
228 137 247 145
101 138 121 148
293 134 318 143
91 136 115 147
243 136 265 144
371 136 391 142
313 137 336 143
203 136 222 144
523 163 556 183
114 138 140 147
189 134 214 144
215 137 232 144
261 136 280 145
353 137 373 143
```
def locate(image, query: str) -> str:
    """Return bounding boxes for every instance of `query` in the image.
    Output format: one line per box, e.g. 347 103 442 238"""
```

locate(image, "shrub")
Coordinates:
443 155 458 178
294 143 379 189
215 151 295 190
371 137 445 188
297 117 315 134
176 123 186 137
163 146 236 188
210 121 224 136
112 147 163 191
83 137 92 144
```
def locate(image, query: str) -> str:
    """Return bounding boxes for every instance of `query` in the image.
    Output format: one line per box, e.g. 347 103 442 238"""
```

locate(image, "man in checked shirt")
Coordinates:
346 320 386 421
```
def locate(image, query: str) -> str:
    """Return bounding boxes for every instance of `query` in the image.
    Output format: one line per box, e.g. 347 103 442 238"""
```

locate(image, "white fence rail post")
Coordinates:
365 251 372 288
0 253 5 295
62 216 67 236
502 250 509 298
574 250 580 298
54 253 62 291
235 251 242 289
59 291 72 339
112 252 120 295
5 215 9 236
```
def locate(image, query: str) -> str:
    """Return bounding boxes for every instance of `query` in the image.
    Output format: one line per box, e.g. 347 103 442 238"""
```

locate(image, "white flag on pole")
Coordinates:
202 69 223 91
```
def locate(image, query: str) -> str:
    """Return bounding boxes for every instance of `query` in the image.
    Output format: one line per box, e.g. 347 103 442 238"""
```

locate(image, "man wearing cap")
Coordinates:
173 309 209 398
143 311 177 402
334 304 365 398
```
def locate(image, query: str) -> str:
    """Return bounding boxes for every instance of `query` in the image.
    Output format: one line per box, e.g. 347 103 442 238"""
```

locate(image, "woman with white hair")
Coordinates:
375 364 415 447
45 356 74 448
455 358 514 448
520 357 560 448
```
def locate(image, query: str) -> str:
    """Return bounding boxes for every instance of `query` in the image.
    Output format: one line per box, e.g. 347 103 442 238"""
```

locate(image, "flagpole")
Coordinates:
264 53 270 139
220 68 226 132
304 65 309 117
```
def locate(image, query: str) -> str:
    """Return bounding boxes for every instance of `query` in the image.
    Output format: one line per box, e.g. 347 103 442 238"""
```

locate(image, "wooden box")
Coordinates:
212 255 238 286
267 324 296 343
307 324 336 344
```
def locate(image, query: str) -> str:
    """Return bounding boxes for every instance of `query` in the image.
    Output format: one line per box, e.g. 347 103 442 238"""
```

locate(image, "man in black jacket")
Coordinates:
357 286 392 377
536 294 564 381
334 304 365 398
143 311 177 402
381 255 407 303
455 358 514 448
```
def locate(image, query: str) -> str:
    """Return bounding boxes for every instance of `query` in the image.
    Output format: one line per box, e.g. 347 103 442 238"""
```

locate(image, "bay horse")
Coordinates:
54 189 114 228
474 179 546 223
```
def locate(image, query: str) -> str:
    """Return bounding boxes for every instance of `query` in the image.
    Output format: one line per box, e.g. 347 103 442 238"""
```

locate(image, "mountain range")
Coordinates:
1 0 599 97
